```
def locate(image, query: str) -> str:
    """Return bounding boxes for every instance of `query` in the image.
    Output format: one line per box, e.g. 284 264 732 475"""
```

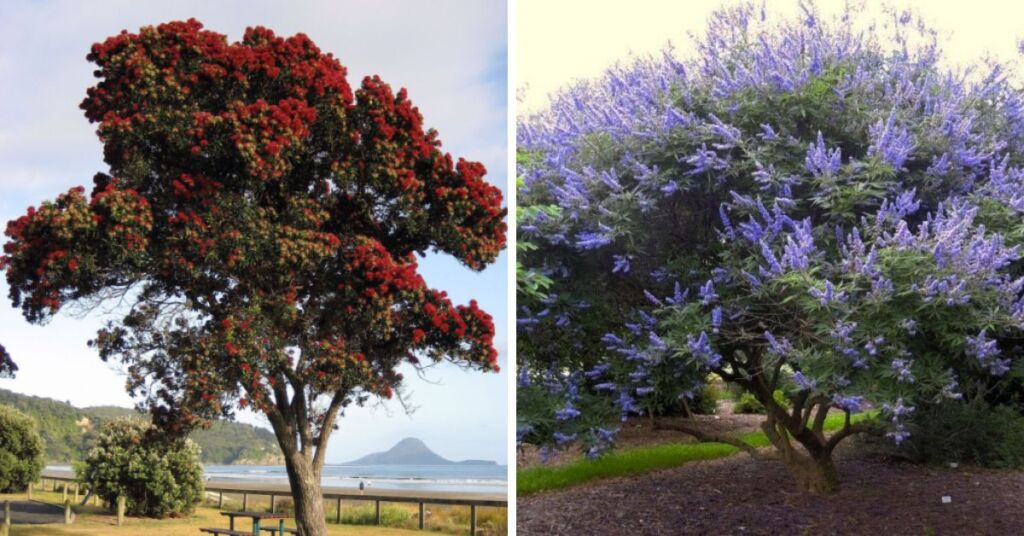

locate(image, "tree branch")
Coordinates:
811 400 830 440
291 383 314 457
312 389 347 474
653 418 768 459
825 418 882 453
263 392 296 455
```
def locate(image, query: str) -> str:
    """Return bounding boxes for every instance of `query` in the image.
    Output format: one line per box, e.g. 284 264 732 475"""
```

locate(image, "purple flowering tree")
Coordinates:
518 4 1024 492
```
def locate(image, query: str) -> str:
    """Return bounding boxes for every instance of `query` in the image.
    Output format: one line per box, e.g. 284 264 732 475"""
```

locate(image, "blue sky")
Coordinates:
0 0 508 465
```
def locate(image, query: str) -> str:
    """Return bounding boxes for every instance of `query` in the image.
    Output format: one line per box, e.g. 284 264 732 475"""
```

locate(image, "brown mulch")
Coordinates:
517 453 1024 536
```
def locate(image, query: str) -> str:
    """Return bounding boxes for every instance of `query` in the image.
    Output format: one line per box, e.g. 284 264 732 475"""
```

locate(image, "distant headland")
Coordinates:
342 437 498 466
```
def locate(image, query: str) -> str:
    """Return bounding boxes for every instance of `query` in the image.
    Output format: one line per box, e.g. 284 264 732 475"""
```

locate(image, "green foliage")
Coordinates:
519 412 871 495
0 388 278 464
733 393 765 414
689 383 721 415
340 504 410 526
517 378 619 456
0 404 44 492
190 421 280 465
732 389 790 414
79 419 204 517
869 398 1024 469
517 4 1024 493
0 389 92 462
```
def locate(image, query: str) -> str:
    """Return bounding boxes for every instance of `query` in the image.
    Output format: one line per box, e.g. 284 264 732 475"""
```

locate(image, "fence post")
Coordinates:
418 502 425 530
116 495 125 526
470 504 477 536
270 494 275 513
1 500 9 536
64 499 73 524
242 493 248 512
218 491 223 509
26 481 32 500
375 500 381 525
335 497 341 524
62 484 67 503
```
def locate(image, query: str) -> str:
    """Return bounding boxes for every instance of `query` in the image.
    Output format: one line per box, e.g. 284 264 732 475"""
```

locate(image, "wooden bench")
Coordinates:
260 527 298 535
199 528 254 536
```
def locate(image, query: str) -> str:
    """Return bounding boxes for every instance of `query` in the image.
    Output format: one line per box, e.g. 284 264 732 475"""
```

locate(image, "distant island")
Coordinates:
0 388 282 465
343 437 497 466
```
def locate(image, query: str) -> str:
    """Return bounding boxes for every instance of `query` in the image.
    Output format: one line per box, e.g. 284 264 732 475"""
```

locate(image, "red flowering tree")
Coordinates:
0 344 14 378
0 20 505 535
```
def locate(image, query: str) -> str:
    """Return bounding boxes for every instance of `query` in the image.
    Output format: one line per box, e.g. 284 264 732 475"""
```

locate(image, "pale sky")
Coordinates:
517 0 1024 112
0 0 508 466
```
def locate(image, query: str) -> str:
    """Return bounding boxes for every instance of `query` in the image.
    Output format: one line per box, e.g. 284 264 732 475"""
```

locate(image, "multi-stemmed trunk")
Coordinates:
754 381 875 494
283 451 328 536
665 360 878 494
760 412 840 493
264 386 347 536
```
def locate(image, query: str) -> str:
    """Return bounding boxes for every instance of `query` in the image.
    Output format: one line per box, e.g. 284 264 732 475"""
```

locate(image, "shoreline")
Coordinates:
40 468 508 503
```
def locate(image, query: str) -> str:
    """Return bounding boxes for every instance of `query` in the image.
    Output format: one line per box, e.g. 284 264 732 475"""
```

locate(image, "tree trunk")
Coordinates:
284 452 327 536
758 398 839 494
781 450 838 493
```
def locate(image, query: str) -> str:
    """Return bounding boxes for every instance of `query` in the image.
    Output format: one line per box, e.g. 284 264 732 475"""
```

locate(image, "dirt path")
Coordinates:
518 452 1024 535
0 500 66 524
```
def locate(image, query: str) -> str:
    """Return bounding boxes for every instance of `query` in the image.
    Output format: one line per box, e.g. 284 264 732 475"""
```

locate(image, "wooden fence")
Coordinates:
39 469 507 534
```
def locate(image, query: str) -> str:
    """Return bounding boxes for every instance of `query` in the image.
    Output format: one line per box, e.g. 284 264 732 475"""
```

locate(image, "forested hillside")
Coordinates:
0 389 281 464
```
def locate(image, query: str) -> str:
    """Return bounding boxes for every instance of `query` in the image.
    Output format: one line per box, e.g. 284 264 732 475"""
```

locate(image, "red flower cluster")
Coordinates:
2 182 152 321
3 19 505 440
0 343 16 379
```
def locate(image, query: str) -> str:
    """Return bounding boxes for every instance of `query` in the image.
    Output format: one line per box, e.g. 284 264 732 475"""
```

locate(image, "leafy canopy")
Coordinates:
0 19 506 438
0 404 45 493
78 419 203 517
517 3 1024 461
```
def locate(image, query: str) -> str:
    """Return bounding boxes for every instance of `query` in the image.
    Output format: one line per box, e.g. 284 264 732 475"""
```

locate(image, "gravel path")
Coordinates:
518 453 1024 535
0 500 66 524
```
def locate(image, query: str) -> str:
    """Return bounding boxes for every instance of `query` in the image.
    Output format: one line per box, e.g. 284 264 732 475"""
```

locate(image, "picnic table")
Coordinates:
199 510 294 535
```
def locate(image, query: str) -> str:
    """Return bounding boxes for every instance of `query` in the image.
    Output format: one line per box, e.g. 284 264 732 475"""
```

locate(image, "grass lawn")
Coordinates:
0 490 505 535
518 412 873 495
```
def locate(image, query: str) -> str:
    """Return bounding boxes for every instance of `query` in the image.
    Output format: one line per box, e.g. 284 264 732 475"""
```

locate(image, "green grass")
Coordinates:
0 490 506 536
518 412 873 495
0 490 423 536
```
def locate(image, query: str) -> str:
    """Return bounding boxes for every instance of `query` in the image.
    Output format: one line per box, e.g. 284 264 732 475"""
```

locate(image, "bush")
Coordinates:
732 390 789 415
866 399 1024 469
733 393 764 414
0 405 44 492
79 419 203 517
517 1 1024 492
690 383 721 415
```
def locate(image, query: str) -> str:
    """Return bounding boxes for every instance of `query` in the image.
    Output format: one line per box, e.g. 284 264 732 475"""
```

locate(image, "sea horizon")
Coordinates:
47 463 508 495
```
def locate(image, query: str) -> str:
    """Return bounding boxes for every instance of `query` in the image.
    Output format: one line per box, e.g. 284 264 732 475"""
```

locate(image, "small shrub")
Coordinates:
688 383 722 415
733 392 764 414
732 390 789 414
0 405 44 492
79 419 203 517
867 399 1024 469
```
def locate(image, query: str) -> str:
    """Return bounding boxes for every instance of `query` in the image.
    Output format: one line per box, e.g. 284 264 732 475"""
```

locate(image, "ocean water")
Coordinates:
203 464 508 494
